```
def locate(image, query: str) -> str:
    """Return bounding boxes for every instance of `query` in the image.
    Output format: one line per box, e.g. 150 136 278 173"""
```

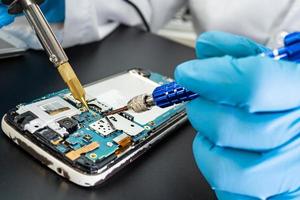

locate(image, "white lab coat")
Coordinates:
2 0 300 49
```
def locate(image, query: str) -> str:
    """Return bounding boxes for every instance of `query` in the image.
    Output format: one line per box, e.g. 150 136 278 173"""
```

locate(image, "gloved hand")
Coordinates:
0 0 65 28
175 31 300 199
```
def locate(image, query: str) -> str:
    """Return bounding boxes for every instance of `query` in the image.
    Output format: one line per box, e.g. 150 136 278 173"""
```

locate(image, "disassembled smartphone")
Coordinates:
1 69 187 187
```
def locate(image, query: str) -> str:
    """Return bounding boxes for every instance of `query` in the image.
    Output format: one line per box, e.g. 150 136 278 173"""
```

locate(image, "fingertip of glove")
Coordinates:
196 31 228 44
196 31 267 58
174 62 184 83
174 60 196 86
195 31 227 59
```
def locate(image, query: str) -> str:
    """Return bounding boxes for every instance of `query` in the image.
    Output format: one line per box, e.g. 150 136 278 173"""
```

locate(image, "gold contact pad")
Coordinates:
51 137 63 145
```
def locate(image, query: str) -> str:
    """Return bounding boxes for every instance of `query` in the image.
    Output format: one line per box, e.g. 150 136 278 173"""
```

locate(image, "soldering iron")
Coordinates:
107 32 300 115
5 0 89 110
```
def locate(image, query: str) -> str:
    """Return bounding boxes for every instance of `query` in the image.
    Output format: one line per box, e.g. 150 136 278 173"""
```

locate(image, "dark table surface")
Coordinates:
0 25 215 200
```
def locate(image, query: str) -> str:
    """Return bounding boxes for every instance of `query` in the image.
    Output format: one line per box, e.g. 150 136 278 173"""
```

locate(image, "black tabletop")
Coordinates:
0 25 215 200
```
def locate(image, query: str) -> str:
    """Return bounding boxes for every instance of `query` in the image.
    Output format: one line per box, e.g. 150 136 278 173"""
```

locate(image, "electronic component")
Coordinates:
48 122 68 137
65 142 100 161
89 117 116 136
64 93 93 106
15 97 80 137
24 118 46 133
72 114 84 123
57 117 78 133
36 128 62 145
73 112 95 124
65 137 79 146
119 112 134 121
56 145 69 153
113 133 132 147
88 99 111 114
83 134 92 143
108 114 144 136
51 137 63 145
106 142 113 147
14 111 37 130
64 93 80 105
89 153 97 159
16 96 80 124
112 131 134 156
41 102 71 116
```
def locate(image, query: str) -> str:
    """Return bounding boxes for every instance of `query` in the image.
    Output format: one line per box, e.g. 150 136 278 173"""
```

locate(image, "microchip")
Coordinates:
57 117 78 133
83 134 92 143
36 128 59 142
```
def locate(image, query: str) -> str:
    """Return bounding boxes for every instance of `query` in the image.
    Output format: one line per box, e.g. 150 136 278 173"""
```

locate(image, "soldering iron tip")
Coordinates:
80 97 89 110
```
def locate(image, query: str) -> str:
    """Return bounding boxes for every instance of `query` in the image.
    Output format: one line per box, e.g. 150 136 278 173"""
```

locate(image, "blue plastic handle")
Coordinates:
152 82 199 108
284 32 300 46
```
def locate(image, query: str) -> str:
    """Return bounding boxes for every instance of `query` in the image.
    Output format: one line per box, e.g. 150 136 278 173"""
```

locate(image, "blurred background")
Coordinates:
157 7 196 48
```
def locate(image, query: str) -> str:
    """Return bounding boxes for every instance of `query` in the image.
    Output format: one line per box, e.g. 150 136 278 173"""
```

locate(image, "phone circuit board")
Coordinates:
5 69 186 174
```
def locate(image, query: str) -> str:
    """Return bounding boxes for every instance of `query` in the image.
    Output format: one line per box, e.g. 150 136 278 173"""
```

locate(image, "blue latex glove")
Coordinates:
0 0 65 28
175 31 300 199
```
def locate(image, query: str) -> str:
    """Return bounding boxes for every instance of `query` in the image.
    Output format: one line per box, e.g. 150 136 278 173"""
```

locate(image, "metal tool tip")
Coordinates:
104 106 129 116
80 97 89 110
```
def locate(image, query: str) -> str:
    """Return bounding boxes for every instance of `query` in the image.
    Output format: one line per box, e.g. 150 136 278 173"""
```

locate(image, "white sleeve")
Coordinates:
62 0 187 46
0 0 186 49
148 0 187 31
62 0 152 47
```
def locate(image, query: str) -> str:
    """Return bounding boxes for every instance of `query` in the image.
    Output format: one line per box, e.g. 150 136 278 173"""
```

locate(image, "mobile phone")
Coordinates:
1 69 187 187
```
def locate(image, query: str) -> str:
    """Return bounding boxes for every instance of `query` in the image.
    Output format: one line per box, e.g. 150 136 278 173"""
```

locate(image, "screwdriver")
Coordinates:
105 82 199 115
107 32 300 115
6 0 89 110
